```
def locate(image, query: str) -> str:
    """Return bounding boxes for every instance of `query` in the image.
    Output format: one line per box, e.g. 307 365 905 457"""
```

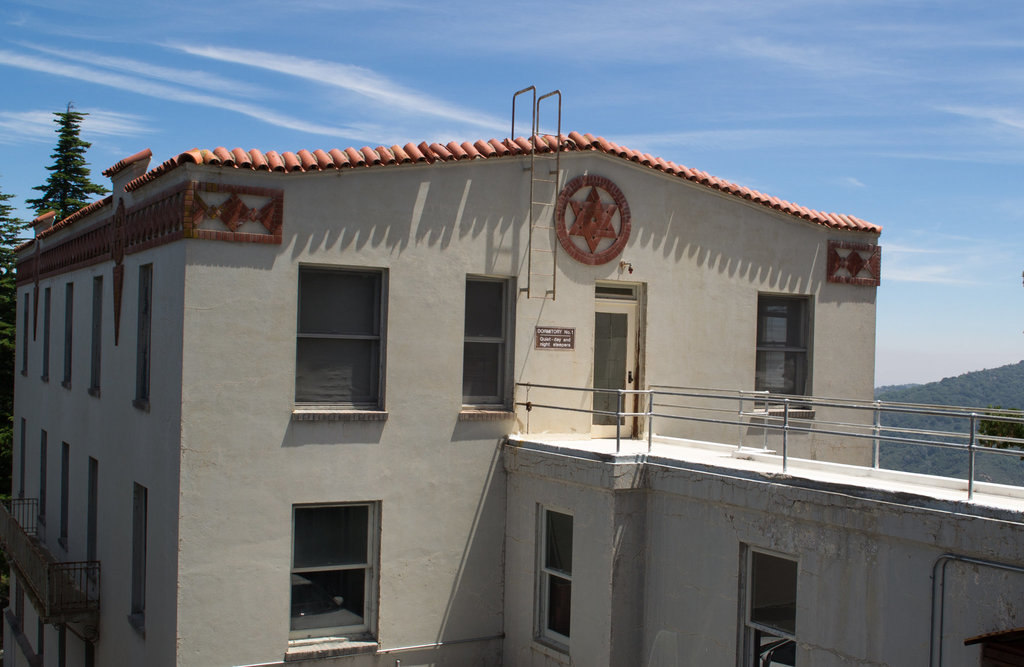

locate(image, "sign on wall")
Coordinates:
535 327 576 350
554 175 631 266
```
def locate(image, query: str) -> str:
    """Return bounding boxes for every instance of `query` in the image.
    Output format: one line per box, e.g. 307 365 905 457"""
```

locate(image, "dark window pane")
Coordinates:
462 342 502 399
547 574 571 637
545 511 573 574
751 552 797 635
757 299 806 348
594 312 628 424
291 569 365 631
294 506 368 568
755 351 807 395
300 270 379 336
464 280 503 337
295 339 378 403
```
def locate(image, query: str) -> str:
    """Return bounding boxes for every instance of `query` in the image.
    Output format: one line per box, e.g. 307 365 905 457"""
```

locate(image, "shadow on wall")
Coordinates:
435 438 507 645
271 159 845 295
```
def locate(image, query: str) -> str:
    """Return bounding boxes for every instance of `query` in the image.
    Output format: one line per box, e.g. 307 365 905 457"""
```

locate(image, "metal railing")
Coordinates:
0 498 100 623
515 383 1024 499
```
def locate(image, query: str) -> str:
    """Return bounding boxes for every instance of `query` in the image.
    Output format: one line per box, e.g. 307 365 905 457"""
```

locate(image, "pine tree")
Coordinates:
26 103 108 220
0 185 23 498
0 183 24 622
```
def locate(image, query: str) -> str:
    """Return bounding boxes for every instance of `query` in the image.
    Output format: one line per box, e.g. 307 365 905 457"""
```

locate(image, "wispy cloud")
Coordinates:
614 128 874 154
19 43 267 99
0 110 56 142
0 49 373 140
728 36 897 77
169 44 505 132
842 176 865 188
939 105 1024 133
0 108 148 144
882 265 983 285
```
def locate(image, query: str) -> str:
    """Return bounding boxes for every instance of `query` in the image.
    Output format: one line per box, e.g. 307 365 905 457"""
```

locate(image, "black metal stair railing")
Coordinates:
0 498 100 623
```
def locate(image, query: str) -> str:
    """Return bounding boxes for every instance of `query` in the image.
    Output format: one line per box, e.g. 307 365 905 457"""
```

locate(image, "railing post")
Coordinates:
968 413 977 500
782 398 790 473
873 400 881 469
647 390 654 453
615 390 623 454
739 395 745 449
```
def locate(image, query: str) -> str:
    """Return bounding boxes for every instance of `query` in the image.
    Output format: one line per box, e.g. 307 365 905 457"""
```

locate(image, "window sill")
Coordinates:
132 398 150 412
61 380 71 390
747 408 815 420
88 387 100 398
19 370 26 377
459 408 515 422
285 637 377 662
291 409 388 422
127 612 145 637
40 375 48 383
532 636 570 660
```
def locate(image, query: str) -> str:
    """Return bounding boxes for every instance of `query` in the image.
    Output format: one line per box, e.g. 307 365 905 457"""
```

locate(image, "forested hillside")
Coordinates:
874 360 1024 485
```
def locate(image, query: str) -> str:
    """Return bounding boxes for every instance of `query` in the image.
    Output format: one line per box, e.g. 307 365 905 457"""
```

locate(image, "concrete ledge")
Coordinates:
459 409 515 422
284 638 377 662
291 410 388 422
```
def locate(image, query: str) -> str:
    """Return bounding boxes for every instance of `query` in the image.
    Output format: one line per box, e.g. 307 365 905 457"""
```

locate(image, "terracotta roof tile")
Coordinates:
102 148 153 178
404 143 426 163
107 133 879 234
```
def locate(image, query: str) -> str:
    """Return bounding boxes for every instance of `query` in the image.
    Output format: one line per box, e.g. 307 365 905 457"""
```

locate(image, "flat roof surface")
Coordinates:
507 433 1024 517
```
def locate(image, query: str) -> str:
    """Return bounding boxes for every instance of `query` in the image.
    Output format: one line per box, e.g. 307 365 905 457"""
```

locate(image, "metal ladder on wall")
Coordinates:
513 87 562 300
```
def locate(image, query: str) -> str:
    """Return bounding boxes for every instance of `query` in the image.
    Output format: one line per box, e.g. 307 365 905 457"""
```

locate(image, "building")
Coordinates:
3 120 1022 667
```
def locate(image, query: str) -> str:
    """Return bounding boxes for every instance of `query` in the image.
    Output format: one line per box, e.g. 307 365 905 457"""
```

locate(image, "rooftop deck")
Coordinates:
507 433 1024 516
511 384 1024 517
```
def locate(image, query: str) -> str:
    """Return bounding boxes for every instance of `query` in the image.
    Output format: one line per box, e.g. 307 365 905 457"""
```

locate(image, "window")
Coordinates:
90 276 102 394
755 296 810 395
463 278 512 405
58 624 66 667
130 482 148 632
59 442 69 549
38 430 47 526
290 503 377 639
537 508 573 647
14 578 23 629
135 265 152 407
745 549 797 666
87 457 98 563
295 268 385 407
42 286 51 381
21 296 28 375
62 282 73 387
18 418 25 498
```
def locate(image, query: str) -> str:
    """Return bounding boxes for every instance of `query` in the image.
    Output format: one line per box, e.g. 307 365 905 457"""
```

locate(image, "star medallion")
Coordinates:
568 187 619 252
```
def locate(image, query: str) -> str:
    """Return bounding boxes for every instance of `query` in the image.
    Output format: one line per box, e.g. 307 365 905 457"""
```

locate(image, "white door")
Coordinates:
593 292 639 438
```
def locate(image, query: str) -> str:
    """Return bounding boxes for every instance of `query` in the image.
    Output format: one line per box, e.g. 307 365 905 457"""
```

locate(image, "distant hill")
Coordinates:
875 360 1024 408
874 360 1024 485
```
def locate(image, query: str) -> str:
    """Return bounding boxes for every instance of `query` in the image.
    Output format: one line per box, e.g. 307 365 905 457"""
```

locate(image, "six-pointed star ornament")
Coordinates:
555 175 632 265
568 187 619 252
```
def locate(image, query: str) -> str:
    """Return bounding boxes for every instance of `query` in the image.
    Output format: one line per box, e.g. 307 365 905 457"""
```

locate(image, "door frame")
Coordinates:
592 283 644 438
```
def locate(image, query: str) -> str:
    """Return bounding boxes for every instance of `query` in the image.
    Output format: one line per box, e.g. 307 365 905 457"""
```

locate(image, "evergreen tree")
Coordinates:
0 184 21 498
26 103 108 220
0 182 24 626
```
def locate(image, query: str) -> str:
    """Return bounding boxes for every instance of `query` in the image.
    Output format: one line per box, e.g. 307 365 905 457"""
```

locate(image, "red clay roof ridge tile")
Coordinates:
102 148 153 178
111 133 879 234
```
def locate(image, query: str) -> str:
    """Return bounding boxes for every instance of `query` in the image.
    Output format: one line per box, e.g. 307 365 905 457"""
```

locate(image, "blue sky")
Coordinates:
1 0 1021 387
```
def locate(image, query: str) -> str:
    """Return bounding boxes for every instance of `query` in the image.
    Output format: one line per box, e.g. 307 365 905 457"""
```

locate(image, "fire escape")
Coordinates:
0 498 100 641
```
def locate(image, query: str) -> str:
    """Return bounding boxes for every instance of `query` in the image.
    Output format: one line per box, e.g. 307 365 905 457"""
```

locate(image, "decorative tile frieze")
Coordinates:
16 181 285 287
185 182 283 242
827 240 881 286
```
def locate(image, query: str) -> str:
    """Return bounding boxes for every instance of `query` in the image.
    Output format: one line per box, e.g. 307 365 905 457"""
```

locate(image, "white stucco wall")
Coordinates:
504 442 1024 667
12 237 185 667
